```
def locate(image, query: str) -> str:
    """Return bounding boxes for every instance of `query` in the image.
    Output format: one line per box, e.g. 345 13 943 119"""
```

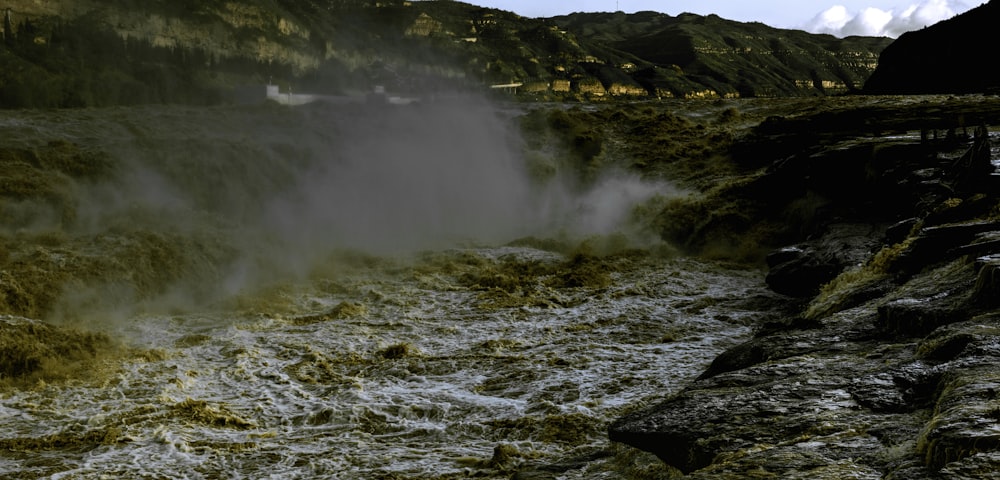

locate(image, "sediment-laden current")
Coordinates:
0 99 780 478
1 249 770 479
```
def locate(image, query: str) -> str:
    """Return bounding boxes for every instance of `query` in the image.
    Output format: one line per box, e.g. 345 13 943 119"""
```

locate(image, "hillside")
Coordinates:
864 0 1000 94
0 0 894 108
552 11 891 98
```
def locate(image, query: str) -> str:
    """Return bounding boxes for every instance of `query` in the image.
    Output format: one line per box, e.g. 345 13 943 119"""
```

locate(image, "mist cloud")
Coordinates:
803 0 968 37
55 98 676 309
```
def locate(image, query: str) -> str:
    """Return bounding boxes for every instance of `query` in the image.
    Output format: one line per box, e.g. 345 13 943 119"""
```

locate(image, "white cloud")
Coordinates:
845 7 894 35
803 0 967 37
809 5 851 31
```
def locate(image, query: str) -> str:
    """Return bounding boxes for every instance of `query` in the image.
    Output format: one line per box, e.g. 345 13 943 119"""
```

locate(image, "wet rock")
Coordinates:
892 221 1000 274
974 255 1000 307
696 327 821 380
875 258 976 337
610 254 1000 478
886 217 920 246
683 436 887 480
765 223 883 297
849 361 941 413
917 364 1000 470
948 232 1000 259
876 296 970 338
917 314 1000 361
923 193 997 227
511 449 611 480
918 312 1000 472
610 348 886 475
938 451 1000 479
765 245 840 297
611 296 891 473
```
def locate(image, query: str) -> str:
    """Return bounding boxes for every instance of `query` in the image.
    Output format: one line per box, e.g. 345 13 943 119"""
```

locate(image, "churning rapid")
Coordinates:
0 98 777 478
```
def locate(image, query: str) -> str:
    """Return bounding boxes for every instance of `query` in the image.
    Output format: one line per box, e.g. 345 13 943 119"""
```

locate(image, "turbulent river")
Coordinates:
0 99 777 479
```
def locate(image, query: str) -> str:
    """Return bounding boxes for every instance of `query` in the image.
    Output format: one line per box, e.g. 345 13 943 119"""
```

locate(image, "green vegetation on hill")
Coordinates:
0 1 894 108
0 18 237 107
553 12 892 97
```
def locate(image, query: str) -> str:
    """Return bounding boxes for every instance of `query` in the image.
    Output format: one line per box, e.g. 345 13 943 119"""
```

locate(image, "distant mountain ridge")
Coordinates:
552 11 891 97
0 0 895 107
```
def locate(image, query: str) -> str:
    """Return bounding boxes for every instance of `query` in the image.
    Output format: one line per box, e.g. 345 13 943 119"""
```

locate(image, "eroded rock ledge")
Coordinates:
611 108 1000 478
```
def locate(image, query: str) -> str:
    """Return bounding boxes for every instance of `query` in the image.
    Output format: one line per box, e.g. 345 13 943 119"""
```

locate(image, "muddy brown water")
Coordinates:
0 99 825 478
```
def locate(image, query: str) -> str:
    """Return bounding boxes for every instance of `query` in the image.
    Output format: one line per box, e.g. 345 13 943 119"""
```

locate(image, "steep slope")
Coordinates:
864 0 1000 94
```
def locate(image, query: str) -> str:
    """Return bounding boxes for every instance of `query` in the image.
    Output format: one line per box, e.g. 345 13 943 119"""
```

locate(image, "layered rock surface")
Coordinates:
610 98 1000 478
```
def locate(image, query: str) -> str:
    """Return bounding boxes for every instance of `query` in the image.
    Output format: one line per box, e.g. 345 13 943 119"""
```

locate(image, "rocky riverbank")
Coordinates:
610 95 1000 478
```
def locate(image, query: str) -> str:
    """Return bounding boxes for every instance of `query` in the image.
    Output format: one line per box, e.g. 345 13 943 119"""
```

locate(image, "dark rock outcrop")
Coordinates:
610 101 1000 478
612 253 1000 477
865 0 1000 94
